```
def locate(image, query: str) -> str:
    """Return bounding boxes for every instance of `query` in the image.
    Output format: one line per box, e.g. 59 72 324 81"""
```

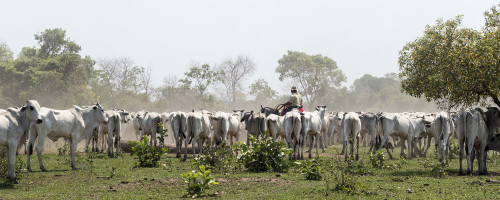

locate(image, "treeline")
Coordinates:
0 28 435 113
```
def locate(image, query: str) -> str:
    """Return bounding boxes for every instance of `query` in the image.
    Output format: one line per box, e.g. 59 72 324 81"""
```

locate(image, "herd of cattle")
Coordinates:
1 100 500 183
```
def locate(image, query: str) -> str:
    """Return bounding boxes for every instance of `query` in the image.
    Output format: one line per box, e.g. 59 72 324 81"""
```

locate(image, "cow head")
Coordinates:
22 100 43 124
119 109 132 123
93 103 108 124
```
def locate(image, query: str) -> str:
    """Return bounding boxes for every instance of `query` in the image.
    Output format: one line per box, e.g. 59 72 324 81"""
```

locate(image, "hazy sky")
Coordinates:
1 1 497 94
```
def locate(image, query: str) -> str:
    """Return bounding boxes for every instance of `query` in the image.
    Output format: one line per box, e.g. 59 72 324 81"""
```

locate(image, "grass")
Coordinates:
2 145 500 199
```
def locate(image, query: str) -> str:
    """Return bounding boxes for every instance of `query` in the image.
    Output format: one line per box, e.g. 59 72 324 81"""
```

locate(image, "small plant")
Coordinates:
232 133 291 173
193 142 236 174
157 123 168 147
423 157 448 178
448 139 459 159
296 157 323 181
182 165 218 198
345 156 370 175
370 150 386 169
58 143 69 156
389 157 407 170
129 136 167 168
330 145 361 194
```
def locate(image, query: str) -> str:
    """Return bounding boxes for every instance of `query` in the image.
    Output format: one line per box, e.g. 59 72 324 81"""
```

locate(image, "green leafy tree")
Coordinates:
249 78 277 104
276 51 346 106
0 28 95 108
0 41 13 62
399 4 500 109
179 63 221 107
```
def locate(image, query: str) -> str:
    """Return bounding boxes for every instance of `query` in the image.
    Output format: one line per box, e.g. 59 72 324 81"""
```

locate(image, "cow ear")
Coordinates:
20 106 27 111
124 112 129 115
93 106 97 110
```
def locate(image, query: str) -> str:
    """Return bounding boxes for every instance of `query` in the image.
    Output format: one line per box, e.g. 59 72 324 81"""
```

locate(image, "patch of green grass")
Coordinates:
1 145 500 199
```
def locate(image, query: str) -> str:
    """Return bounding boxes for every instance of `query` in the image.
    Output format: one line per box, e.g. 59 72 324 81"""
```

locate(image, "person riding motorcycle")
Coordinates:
281 86 303 115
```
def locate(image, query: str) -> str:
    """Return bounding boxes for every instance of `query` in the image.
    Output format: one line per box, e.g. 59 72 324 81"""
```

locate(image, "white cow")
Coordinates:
377 113 419 159
266 114 286 142
227 110 244 146
210 111 230 146
342 112 361 160
168 111 187 158
358 112 379 154
131 111 147 140
434 111 453 164
300 106 325 159
183 111 212 160
102 109 131 157
0 100 43 183
457 108 500 175
141 112 163 147
0 109 6 113
283 109 302 160
27 103 108 172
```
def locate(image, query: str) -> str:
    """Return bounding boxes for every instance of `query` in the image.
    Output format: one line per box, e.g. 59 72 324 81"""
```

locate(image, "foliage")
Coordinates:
129 136 166 168
0 146 25 181
399 4 500 109
193 143 237 174
156 123 168 147
295 157 323 181
448 139 459 159
370 150 386 169
232 133 291 173
181 165 218 198
276 50 346 105
58 142 69 156
422 157 448 178
249 78 277 102
329 145 362 194
179 63 221 108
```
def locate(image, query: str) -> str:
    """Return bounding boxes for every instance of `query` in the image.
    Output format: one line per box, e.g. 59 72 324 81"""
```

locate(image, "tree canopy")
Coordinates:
276 51 346 106
399 4 500 109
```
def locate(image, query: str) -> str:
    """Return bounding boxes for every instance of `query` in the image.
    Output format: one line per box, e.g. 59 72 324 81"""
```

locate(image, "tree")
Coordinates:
179 63 221 107
276 51 346 106
249 78 277 105
217 55 256 107
0 41 13 62
399 4 500 109
0 29 95 108
34 28 81 59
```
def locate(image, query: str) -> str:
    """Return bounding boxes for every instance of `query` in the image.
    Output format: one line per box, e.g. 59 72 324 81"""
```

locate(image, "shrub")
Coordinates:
58 142 69 156
448 138 459 159
182 165 218 198
422 157 448 178
193 142 236 174
0 146 25 181
329 145 362 194
129 136 167 167
370 150 386 169
156 123 168 147
295 157 323 181
232 133 291 173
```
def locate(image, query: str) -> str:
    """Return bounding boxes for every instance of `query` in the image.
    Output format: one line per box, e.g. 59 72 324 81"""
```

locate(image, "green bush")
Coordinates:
448 139 459 159
0 146 25 181
370 150 386 169
422 157 448 178
58 143 69 156
156 123 168 147
193 142 236 174
295 157 323 181
129 136 167 168
182 165 218 198
232 133 291 173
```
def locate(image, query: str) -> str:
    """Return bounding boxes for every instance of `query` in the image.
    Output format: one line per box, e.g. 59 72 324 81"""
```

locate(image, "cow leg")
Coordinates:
320 131 326 153
183 135 189 161
7 144 18 183
465 139 474 174
107 130 114 158
27 126 37 172
70 136 79 170
308 135 314 159
356 135 360 161
458 137 465 175
36 135 48 172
